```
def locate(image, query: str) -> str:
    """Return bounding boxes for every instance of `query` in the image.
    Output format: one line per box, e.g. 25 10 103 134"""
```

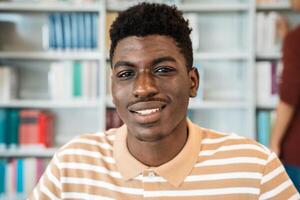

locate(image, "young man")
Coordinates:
29 3 299 199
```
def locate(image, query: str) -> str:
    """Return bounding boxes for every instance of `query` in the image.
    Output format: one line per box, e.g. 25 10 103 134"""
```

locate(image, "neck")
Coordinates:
126 121 188 167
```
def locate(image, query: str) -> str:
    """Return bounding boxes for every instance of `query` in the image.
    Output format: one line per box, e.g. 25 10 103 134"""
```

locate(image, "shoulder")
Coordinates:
55 128 119 161
199 127 272 162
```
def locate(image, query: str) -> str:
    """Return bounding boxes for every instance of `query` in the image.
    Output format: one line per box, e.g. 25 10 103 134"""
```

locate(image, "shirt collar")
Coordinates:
113 119 203 187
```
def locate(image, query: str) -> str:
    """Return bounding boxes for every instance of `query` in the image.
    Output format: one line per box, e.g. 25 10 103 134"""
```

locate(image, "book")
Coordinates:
53 13 64 50
92 13 99 49
62 13 72 50
84 12 92 49
73 61 82 98
19 110 54 148
7 109 20 148
77 12 85 49
0 109 8 149
257 110 271 147
71 12 79 49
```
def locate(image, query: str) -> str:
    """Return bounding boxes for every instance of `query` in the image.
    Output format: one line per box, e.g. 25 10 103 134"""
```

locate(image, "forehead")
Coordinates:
112 35 185 64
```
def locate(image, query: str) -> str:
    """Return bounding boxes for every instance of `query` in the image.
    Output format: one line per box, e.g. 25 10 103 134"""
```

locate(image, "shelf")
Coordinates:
0 147 57 158
256 102 277 109
256 2 291 10
256 52 282 60
107 2 249 12
189 99 249 109
178 3 249 12
106 96 248 109
0 2 102 12
0 51 102 60
194 52 249 60
0 99 103 108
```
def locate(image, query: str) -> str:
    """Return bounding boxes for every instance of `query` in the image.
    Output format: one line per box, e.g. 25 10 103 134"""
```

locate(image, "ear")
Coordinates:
189 67 199 98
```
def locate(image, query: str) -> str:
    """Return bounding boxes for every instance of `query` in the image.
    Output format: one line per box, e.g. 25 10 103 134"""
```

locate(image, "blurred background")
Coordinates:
0 0 299 199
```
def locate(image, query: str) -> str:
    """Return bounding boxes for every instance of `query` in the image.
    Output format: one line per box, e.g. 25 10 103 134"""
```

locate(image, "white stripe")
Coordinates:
195 157 267 167
137 172 262 183
62 192 115 200
58 149 115 163
288 193 300 200
202 134 243 144
40 177 60 200
144 187 260 197
200 144 266 156
53 154 61 169
259 179 293 200
33 187 39 200
61 177 143 195
46 167 62 190
261 165 285 184
71 138 113 150
59 162 122 179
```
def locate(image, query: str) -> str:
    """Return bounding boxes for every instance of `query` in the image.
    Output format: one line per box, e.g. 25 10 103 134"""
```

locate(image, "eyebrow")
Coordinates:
113 56 177 69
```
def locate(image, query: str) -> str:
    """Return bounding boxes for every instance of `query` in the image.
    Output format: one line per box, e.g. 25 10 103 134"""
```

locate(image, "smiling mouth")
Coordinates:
133 108 161 115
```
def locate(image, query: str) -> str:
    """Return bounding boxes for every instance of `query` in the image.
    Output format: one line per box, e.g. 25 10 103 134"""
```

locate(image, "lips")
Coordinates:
128 101 167 124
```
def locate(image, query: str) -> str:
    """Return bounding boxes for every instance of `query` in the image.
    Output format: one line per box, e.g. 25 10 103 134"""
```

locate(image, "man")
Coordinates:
29 3 299 199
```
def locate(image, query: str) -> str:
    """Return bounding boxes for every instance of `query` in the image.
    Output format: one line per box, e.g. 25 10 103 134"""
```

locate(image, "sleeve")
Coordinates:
279 30 300 107
27 154 62 200
259 152 300 200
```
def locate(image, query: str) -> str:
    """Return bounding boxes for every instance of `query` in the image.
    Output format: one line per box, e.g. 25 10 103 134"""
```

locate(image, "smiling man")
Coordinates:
29 3 299 200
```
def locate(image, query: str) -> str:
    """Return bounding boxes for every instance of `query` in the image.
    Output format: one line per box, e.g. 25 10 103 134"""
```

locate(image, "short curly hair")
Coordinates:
109 2 193 69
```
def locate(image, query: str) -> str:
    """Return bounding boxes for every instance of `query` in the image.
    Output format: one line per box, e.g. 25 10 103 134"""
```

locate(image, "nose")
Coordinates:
132 72 158 98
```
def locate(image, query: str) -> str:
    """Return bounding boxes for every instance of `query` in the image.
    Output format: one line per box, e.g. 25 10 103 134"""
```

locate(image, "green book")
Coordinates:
7 109 19 148
0 109 8 149
73 61 82 97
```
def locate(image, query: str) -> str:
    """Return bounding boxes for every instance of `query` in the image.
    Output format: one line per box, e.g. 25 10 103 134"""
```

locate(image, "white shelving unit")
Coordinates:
0 147 57 158
0 0 107 155
256 2 291 10
0 1 259 156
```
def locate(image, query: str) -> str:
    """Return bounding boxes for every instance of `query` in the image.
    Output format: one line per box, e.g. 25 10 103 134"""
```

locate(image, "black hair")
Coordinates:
109 2 193 69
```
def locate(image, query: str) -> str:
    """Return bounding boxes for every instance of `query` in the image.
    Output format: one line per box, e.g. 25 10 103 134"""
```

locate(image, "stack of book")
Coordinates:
257 110 276 147
48 61 100 100
0 66 18 102
46 12 99 50
0 158 49 199
256 61 282 107
0 109 54 149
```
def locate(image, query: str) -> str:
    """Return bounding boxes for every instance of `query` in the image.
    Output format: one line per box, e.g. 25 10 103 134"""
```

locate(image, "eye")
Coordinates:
116 70 135 80
154 66 175 74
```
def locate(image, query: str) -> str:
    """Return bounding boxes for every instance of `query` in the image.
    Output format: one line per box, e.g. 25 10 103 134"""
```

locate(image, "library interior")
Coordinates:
0 0 300 199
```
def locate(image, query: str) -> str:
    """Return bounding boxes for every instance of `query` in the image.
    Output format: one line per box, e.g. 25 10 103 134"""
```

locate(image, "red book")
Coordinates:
19 110 54 148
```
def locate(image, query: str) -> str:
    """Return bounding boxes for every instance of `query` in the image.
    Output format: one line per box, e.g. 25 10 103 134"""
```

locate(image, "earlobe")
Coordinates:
189 67 199 98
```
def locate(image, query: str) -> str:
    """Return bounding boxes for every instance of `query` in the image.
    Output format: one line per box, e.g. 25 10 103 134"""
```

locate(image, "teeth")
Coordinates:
135 108 160 115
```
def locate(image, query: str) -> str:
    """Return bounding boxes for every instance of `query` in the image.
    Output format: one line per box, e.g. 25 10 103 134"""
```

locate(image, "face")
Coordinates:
111 35 199 142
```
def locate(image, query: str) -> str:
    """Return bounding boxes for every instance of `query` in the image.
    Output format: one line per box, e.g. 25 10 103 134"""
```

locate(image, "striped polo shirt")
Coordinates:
28 119 300 199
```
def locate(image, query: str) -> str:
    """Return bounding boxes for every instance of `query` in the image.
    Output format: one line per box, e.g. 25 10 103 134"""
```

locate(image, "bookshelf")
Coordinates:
2 0 298 198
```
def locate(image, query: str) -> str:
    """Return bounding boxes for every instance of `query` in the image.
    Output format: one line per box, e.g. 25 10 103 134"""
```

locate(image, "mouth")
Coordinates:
128 101 167 124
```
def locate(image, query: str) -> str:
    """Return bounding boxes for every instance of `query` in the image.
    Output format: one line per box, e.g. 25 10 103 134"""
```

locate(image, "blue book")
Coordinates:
48 14 56 49
71 12 79 49
77 13 85 49
16 159 23 194
0 109 8 149
257 111 271 147
62 13 72 49
84 13 92 49
0 159 6 195
91 13 99 49
53 12 64 49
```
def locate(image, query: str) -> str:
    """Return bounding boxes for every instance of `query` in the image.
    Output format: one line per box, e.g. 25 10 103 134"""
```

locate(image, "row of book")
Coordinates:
256 12 288 55
49 61 100 100
257 110 276 147
256 61 282 107
0 158 49 199
0 66 17 101
46 12 99 50
0 109 54 149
